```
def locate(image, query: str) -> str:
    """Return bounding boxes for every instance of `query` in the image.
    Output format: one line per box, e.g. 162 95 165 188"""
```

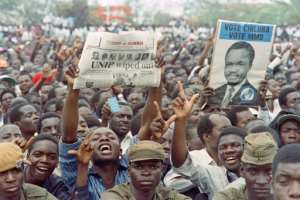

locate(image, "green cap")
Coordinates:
0 75 17 86
241 132 278 165
128 140 164 162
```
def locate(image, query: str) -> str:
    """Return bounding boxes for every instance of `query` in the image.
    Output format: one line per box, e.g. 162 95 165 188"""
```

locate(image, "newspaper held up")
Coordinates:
208 19 276 108
73 31 160 89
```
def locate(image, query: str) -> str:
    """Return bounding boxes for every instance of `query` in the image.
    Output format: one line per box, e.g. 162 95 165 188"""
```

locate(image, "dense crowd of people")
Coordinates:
0 18 299 200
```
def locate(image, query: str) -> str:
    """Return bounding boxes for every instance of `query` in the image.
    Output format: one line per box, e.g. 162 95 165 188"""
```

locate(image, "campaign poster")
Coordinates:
209 19 276 107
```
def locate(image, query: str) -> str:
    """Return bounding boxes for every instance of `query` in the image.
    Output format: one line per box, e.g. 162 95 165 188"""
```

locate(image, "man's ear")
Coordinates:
15 121 21 127
203 133 210 143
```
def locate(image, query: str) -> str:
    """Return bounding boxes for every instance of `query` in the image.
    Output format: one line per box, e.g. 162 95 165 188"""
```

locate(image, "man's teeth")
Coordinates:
226 157 236 161
37 167 48 171
100 144 111 151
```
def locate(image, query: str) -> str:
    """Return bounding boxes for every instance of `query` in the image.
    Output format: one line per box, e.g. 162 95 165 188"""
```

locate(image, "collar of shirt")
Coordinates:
225 79 247 99
120 131 133 153
189 148 217 166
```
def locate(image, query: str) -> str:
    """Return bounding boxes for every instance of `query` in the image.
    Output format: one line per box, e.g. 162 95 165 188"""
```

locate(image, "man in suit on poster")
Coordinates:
209 41 257 107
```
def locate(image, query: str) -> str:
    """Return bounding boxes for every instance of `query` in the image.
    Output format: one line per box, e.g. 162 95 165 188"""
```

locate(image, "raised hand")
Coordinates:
150 101 176 140
206 28 216 48
199 87 214 110
68 134 93 165
111 85 123 95
64 64 79 89
172 82 199 119
13 137 34 153
101 102 112 127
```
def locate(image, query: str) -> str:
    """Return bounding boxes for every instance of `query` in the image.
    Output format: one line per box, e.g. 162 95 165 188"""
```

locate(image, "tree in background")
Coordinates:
0 0 50 25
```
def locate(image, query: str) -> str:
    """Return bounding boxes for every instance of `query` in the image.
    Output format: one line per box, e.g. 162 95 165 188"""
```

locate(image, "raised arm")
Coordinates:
63 65 80 143
138 57 164 140
197 29 215 66
171 82 199 168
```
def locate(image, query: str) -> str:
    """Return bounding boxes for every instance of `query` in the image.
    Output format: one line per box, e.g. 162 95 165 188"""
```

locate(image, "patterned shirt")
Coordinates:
59 139 129 200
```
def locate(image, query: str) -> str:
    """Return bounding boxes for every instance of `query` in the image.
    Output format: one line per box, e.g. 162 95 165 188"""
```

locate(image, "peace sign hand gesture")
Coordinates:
172 81 199 119
150 101 176 140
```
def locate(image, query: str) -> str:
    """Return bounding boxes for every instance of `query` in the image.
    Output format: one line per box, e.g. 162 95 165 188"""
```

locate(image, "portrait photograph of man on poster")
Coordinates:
211 41 257 107
209 20 275 107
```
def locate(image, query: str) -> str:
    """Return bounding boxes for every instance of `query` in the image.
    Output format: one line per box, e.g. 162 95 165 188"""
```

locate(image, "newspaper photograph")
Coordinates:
73 31 160 89
208 19 276 107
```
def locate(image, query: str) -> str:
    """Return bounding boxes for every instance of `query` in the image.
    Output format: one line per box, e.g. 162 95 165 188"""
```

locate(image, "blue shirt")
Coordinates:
59 139 129 200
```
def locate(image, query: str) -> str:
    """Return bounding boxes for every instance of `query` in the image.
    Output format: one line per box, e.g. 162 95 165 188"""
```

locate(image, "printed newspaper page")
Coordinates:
208 19 276 107
73 31 160 89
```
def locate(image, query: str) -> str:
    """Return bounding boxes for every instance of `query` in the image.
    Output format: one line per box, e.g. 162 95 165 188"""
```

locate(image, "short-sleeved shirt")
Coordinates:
101 183 192 200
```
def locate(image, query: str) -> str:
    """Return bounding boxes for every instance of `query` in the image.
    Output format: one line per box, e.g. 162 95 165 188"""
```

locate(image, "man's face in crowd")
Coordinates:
290 72 300 88
165 72 176 92
40 85 53 104
207 114 231 150
0 80 13 90
0 125 21 142
224 48 252 85
274 73 287 87
27 140 58 183
33 54 45 66
1 92 14 111
90 129 121 163
0 168 23 199
279 120 300 145
294 101 300 114
77 115 89 140
286 91 300 109
218 134 244 172
10 59 21 69
17 74 33 95
175 68 188 83
267 79 281 98
189 105 202 124
127 92 144 110
28 95 42 107
109 105 133 139
272 162 300 200
236 110 255 128
161 96 173 121
188 76 201 85
79 106 93 117
40 117 62 139
156 130 173 162
241 163 273 200
54 87 67 99
17 105 39 134
80 88 95 102
129 160 162 193
10 70 20 80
